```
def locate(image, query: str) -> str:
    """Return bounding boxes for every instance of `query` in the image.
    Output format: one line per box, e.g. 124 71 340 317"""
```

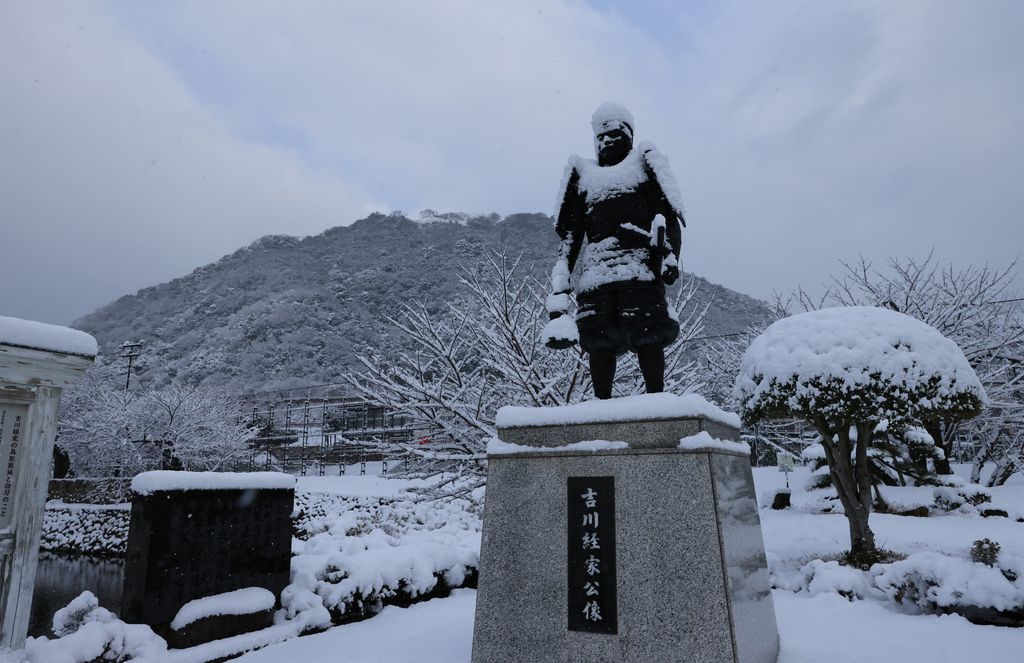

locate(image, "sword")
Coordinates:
650 214 667 282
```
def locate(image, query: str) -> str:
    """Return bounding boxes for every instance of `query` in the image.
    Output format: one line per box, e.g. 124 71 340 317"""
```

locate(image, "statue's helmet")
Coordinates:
591 102 634 140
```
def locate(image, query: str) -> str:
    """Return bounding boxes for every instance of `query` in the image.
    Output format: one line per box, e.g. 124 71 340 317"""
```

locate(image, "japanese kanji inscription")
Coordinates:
0 403 28 531
567 476 617 634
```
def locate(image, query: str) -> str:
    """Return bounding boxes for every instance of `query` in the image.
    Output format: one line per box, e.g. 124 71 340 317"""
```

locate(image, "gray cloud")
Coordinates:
3 0 1021 324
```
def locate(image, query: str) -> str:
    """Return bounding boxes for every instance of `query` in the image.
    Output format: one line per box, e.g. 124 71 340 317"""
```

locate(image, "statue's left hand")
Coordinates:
662 265 679 285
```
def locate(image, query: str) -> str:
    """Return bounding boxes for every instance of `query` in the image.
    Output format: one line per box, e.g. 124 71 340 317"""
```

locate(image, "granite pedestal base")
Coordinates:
471 413 779 663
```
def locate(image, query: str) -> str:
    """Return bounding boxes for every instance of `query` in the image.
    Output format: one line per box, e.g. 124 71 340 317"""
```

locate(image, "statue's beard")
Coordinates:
597 139 631 166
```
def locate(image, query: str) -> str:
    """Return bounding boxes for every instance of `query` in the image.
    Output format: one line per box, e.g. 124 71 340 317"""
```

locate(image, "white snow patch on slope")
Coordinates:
496 392 740 429
0 315 97 357
131 471 295 495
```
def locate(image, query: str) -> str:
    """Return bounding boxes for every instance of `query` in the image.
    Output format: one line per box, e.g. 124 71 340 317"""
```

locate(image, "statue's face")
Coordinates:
596 128 631 166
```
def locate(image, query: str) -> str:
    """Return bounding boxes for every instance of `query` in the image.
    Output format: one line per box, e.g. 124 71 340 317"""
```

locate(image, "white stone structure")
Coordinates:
0 316 96 649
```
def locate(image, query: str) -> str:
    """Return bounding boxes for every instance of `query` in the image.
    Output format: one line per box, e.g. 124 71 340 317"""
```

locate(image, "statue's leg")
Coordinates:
637 346 665 394
589 350 616 399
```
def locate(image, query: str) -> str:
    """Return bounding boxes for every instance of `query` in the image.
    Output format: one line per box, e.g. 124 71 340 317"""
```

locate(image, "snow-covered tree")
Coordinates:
134 385 256 471
779 254 1024 481
346 248 707 492
58 363 255 476
735 306 985 560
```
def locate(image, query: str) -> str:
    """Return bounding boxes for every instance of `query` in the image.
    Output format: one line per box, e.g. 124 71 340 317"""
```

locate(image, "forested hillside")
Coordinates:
75 212 773 393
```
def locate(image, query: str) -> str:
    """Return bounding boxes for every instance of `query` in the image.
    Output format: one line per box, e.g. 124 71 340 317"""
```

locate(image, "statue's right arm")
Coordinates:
554 166 585 276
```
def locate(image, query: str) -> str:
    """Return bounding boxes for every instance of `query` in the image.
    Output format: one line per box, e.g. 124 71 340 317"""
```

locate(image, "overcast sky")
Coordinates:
3 0 1022 325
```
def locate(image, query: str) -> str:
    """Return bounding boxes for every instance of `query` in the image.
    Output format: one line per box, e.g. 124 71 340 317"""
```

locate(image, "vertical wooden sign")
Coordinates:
0 403 29 531
567 476 617 634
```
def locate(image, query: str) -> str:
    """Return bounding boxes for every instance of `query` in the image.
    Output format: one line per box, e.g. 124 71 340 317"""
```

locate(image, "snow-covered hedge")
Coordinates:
40 502 130 557
781 550 1024 626
284 490 482 628
873 552 1024 623
30 489 483 661
793 480 1019 519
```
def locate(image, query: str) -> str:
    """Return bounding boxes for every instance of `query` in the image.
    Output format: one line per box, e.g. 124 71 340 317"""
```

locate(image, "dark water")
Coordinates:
29 553 124 638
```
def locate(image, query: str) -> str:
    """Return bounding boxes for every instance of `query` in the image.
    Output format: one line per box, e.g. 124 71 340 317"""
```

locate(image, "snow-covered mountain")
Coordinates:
74 212 773 393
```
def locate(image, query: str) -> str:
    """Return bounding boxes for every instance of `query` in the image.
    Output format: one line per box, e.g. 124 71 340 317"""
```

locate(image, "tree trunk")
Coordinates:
971 451 988 484
923 420 953 475
846 505 877 557
814 419 877 558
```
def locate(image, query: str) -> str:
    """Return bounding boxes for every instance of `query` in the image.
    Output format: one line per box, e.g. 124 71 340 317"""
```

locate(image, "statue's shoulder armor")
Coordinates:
554 155 585 219
554 155 587 233
638 141 686 226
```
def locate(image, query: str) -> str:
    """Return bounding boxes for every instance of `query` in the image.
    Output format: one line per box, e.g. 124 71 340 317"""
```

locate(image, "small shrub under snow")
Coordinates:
970 539 1002 567
25 591 167 663
782 550 1024 626
873 552 1024 620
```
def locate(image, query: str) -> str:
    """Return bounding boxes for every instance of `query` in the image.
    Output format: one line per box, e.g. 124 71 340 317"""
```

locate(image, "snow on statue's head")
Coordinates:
591 102 634 166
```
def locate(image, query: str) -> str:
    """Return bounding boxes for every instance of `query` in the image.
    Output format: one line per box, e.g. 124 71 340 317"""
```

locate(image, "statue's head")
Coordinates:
591 102 634 166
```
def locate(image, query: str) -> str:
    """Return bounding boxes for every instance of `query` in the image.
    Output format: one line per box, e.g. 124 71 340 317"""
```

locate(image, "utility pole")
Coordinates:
120 341 143 393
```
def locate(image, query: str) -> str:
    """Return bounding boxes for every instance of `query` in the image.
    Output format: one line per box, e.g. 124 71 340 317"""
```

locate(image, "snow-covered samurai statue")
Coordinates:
543 102 687 399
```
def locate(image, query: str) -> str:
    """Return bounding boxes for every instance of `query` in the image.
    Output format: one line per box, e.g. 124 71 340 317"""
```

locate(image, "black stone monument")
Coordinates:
122 477 294 646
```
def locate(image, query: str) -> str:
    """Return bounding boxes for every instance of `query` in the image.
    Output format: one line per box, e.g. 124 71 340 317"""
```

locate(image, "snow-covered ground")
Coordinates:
237 463 1024 663
233 588 1024 663
22 463 1024 662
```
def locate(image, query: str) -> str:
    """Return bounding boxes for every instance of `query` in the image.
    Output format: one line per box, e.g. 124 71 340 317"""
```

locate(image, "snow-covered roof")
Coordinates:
0 315 97 357
132 471 295 495
734 306 986 408
496 393 741 429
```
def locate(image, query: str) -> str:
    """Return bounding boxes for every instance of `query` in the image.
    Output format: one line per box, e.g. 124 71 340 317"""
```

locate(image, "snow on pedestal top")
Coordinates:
0 315 97 357
131 471 295 495
734 306 986 407
495 392 741 429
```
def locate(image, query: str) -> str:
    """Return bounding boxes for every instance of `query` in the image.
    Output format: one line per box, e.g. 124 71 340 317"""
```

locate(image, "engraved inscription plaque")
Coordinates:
0 403 28 531
122 487 293 638
567 476 617 634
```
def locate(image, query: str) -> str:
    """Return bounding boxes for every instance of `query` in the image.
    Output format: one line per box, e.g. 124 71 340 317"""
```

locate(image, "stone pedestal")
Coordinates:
471 400 779 663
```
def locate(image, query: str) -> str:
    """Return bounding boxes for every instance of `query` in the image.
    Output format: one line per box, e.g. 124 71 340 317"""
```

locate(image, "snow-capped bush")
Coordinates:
959 484 993 507
782 551 1024 626
931 484 992 513
933 487 966 511
971 539 1002 567
735 307 986 430
25 592 167 663
735 306 985 558
872 552 1024 623
800 560 874 600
